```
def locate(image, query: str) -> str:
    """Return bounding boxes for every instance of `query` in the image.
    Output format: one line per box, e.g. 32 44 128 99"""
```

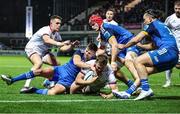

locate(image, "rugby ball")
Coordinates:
84 70 96 80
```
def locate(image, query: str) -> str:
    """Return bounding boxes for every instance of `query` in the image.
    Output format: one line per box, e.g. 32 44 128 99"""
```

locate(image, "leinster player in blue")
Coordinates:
114 9 179 100
1 43 97 95
89 15 141 98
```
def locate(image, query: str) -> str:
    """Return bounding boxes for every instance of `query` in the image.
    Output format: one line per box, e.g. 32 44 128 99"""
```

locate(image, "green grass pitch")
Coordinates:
0 56 180 113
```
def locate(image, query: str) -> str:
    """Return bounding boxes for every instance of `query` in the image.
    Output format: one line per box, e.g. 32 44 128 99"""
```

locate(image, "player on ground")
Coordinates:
163 0 180 88
114 9 178 100
70 54 118 99
21 15 79 93
1 43 97 95
89 15 141 98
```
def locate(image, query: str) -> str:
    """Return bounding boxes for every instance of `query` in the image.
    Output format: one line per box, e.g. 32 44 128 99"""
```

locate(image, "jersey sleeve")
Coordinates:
101 24 114 42
143 24 153 35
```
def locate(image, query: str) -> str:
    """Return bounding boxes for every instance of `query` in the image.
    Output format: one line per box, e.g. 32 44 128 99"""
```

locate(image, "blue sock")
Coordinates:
127 80 134 87
141 79 149 91
12 71 35 83
35 89 48 95
126 84 137 95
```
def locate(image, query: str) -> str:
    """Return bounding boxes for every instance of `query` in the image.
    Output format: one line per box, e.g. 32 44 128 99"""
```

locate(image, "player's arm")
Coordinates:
96 42 106 56
59 40 80 52
136 42 155 50
100 83 118 99
73 54 91 69
42 34 66 47
108 36 118 71
118 31 147 50
75 72 97 85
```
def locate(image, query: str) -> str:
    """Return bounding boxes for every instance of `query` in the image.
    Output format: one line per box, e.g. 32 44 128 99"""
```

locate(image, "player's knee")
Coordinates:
33 69 43 75
47 89 57 95
175 63 180 69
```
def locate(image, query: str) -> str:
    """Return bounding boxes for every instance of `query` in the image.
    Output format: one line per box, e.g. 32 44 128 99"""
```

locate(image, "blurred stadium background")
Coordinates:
0 0 175 56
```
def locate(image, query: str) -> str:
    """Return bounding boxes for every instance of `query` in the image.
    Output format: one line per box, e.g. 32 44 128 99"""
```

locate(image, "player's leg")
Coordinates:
42 53 60 66
124 51 140 96
22 53 43 92
116 52 134 87
1 67 54 85
70 81 84 94
163 69 172 88
133 52 155 100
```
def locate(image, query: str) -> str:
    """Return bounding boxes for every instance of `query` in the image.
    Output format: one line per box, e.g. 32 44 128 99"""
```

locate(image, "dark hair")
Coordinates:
145 9 164 19
175 0 180 6
96 54 108 66
87 43 98 52
50 15 62 21
107 8 115 14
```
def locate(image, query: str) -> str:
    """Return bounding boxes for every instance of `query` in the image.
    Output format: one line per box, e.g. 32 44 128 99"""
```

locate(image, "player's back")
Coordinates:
100 23 134 44
145 20 178 50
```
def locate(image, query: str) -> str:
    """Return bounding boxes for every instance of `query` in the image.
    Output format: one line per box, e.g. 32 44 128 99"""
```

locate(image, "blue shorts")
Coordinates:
148 47 178 72
52 66 76 88
118 45 141 59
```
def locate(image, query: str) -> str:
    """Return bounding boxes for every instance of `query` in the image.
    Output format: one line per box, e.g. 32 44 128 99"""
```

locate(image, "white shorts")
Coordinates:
25 47 49 58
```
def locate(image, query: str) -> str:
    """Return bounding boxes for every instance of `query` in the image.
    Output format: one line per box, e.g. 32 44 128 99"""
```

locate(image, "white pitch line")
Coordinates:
0 99 134 103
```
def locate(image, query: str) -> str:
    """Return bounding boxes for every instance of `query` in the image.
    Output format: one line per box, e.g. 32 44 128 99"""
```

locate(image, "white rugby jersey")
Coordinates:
81 60 116 91
165 13 180 49
25 26 62 51
103 19 118 25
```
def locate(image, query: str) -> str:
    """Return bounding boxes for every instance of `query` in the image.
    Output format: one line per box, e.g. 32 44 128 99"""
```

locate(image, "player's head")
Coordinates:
143 9 163 25
174 0 180 18
85 43 98 60
95 54 108 72
105 8 115 22
50 15 62 32
89 15 103 31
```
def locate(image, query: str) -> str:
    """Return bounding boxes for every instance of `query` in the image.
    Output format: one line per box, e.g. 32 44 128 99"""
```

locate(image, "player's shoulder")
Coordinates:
166 14 176 21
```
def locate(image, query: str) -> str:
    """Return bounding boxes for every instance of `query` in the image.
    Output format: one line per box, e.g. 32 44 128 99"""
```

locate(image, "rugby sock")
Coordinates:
140 79 149 91
165 70 171 82
12 71 35 83
35 88 48 95
126 84 137 95
127 80 134 87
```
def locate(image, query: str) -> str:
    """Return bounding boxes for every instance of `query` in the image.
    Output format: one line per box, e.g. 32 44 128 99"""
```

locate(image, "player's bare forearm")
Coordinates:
124 31 146 48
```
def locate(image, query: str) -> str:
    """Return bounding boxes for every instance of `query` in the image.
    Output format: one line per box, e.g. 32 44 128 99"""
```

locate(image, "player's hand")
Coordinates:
111 62 118 71
72 40 80 46
118 44 125 50
100 93 113 99
63 40 71 45
88 76 98 84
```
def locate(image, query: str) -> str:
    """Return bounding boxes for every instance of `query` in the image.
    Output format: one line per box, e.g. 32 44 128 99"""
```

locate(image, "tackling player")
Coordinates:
1 43 97 95
114 9 178 100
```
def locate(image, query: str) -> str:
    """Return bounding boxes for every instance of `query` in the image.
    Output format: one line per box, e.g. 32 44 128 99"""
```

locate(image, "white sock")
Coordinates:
24 79 32 87
24 67 35 87
165 70 172 83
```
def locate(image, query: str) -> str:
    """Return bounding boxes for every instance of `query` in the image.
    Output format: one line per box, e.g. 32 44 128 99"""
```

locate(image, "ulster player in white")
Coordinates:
70 55 118 99
163 0 180 88
21 15 78 93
